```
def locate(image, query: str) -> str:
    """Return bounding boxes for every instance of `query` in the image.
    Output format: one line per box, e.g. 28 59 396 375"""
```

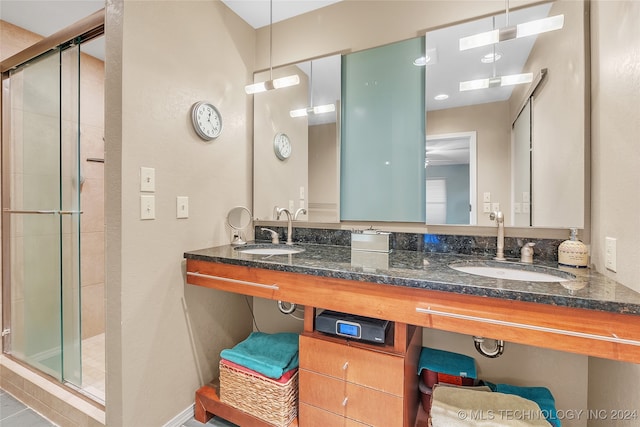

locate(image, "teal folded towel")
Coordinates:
484 382 559 427
220 332 299 379
418 346 477 379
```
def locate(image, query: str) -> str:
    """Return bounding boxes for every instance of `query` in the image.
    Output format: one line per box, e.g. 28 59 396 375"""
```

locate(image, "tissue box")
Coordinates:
351 231 391 253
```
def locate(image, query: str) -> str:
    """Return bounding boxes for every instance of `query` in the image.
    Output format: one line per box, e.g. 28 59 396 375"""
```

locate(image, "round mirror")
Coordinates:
227 206 252 245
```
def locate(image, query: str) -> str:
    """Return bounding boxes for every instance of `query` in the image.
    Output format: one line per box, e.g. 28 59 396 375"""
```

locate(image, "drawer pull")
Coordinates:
342 361 349 370
187 272 279 290
342 397 348 406
416 306 640 346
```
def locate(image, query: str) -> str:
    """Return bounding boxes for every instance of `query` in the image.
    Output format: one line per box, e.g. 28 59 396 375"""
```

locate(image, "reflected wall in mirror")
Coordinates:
426 132 477 225
253 0 586 229
425 0 585 227
253 55 341 222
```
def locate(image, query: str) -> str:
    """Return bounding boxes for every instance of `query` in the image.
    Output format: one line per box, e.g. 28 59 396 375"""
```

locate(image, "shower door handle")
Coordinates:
3 209 83 215
3 209 58 214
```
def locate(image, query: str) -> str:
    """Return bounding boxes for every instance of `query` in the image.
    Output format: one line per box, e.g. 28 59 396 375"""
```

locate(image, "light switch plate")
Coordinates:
605 237 617 272
177 196 189 219
491 202 500 212
514 203 522 214
140 167 155 192
483 192 491 202
140 195 155 220
483 202 491 213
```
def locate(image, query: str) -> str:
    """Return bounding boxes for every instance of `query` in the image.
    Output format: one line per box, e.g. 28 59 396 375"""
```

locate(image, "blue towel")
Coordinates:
220 332 299 379
418 347 477 379
484 382 560 427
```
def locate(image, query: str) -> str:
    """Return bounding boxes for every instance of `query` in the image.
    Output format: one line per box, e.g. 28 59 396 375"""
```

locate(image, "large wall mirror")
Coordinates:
253 0 586 229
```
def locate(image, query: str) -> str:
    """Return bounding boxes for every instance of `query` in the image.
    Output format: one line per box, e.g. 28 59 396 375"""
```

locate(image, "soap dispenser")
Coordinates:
558 228 589 268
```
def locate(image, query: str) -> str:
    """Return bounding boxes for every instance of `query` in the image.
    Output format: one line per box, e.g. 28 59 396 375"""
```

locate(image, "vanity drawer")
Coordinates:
299 335 404 395
299 403 368 427
299 369 404 427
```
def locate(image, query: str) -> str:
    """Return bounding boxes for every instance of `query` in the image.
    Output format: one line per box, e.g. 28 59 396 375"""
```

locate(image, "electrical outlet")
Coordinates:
140 195 155 220
605 237 617 272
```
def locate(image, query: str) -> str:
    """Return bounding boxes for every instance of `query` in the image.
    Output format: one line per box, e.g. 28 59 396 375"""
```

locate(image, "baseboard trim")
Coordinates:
163 403 195 427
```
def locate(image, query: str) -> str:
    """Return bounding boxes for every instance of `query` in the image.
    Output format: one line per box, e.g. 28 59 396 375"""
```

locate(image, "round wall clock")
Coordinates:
191 101 222 141
273 132 292 160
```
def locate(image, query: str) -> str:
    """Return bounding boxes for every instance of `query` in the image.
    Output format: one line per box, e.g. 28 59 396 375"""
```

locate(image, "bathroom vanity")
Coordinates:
185 242 640 425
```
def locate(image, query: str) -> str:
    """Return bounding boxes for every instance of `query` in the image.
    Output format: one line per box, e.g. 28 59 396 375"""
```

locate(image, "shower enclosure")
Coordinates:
1 9 105 403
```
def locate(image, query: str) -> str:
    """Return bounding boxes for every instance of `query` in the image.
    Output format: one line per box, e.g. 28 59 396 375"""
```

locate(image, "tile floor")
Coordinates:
81 333 105 403
182 416 238 427
0 388 57 427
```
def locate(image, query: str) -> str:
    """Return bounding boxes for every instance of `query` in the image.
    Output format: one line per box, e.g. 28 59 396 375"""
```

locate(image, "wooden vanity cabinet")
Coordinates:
298 316 421 427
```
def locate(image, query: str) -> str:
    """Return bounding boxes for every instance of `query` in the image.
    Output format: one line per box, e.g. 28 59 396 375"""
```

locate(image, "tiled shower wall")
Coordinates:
79 52 105 340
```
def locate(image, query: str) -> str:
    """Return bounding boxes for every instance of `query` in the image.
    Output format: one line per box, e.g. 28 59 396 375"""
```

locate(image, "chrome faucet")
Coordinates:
276 208 294 245
294 208 307 220
489 210 506 261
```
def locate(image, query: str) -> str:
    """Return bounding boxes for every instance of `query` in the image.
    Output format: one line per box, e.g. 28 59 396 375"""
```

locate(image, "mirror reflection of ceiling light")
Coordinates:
459 1 564 52
459 72 533 91
289 60 336 118
481 52 502 63
413 55 430 66
245 0 300 94
434 94 449 101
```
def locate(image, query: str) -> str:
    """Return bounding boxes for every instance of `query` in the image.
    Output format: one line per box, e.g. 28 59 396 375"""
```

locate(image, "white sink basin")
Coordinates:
449 263 571 282
235 244 305 256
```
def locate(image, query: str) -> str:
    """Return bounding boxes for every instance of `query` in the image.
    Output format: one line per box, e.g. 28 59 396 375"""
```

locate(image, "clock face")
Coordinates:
274 133 292 160
191 101 222 140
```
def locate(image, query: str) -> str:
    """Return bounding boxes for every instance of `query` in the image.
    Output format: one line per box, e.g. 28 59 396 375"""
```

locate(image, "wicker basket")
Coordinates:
219 360 298 426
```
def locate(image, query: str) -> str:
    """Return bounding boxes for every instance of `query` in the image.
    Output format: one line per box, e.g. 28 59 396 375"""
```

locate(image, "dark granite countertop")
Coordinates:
184 242 640 316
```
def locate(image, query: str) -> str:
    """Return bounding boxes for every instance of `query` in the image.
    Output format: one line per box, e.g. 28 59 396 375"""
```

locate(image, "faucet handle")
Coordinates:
261 228 279 244
520 242 535 263
294 208 307 220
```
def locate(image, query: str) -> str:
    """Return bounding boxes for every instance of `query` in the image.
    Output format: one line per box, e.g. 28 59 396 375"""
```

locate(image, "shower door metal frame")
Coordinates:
0 7 104 373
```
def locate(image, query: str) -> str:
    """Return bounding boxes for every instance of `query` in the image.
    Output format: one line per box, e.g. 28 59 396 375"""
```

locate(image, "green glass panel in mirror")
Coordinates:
341 36 426 222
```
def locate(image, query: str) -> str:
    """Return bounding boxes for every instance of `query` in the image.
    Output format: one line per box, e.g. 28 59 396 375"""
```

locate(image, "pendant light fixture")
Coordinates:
289 60 336 117
459 18 533 92
245 0 300 94
459 0 564 51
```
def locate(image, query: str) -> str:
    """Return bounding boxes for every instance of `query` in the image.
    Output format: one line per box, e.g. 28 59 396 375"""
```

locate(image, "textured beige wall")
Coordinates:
588 1 640 425
253 65 309 221
105 1 255 425
428 102 511 227
308 122 339 222
510 0 586 229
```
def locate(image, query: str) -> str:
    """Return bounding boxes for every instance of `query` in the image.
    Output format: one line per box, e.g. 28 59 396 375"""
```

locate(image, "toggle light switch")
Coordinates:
177 196 189 219
140 195 155 220
140 167 155 192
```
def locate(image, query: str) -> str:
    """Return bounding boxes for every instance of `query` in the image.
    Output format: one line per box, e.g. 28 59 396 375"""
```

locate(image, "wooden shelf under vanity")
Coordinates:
194 379 298 427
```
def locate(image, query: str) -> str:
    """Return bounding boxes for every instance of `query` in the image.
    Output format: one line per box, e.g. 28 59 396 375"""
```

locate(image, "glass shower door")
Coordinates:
2 45 82 386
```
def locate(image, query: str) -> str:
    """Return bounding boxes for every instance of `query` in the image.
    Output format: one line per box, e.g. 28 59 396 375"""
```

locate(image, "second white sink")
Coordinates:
449 263 573 282
235 244 305 256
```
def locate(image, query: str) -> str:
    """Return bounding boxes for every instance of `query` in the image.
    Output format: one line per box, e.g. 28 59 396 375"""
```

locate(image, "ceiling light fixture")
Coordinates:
459 0 564 51
459 72 533 91
289 61 335 117
245 0 300 94
481 52 502 63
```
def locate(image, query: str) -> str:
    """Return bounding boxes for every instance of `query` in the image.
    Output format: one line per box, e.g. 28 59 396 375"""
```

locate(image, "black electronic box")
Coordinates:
315 310 390 344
